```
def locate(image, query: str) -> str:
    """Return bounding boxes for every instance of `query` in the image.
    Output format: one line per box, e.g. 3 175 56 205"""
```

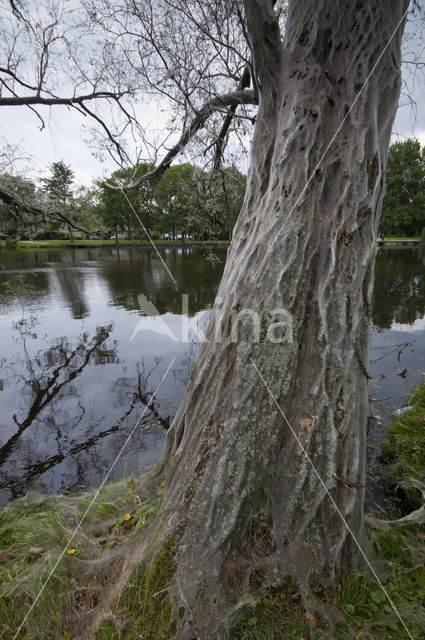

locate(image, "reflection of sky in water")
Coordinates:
0 247 223 502
0 246 424 505
392 317 425 332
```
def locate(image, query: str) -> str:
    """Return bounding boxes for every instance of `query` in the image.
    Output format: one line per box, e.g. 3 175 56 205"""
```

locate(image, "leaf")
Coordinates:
370 589 386 604
29 547 43 554
305 611 316 628
345 603 355 614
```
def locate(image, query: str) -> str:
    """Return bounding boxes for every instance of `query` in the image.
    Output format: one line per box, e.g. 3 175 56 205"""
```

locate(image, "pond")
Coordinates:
0 246 424 506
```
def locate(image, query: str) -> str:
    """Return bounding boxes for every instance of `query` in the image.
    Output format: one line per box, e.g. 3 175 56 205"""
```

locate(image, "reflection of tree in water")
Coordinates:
114 358 170 430
51 263 89 319
0 322 169 500
373 248 425 330
102 247 225 314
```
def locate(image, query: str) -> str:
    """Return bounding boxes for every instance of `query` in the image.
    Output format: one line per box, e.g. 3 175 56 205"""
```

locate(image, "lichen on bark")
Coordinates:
132 1 409 638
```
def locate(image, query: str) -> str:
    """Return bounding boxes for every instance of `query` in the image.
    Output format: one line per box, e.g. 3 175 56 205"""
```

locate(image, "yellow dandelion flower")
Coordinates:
124 513 131 521
67 548 76 555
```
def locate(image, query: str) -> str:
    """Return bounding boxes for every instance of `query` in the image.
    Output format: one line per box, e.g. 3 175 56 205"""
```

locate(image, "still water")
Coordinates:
0 246 424 504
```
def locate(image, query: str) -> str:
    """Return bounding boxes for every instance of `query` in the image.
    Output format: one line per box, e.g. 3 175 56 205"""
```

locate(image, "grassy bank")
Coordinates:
1 386 425 638
383 237 420 242
14 239 229 249
0 475 164 640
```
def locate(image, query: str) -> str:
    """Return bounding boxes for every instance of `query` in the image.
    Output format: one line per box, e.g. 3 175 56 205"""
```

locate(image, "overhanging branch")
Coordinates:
0 185 89 234
0 90 126 107
113 88 257 191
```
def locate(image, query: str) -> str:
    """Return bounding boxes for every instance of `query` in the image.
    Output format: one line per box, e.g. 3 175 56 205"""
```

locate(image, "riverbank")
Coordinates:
1 236 420 250
1 384 424 639
14 239 230 250
382 238 420 246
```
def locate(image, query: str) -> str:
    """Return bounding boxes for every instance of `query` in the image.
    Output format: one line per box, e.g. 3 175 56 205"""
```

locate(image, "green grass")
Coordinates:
17 239 229 249
382 381 425 479
2 385 425 639
382 236 420 242
0 475 163 639
229 560 425 639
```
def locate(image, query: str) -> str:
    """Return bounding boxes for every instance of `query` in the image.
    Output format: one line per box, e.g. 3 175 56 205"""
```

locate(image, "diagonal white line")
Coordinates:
252 2 412 282
250 356 414 640
119 186 177 284
12 357 176 640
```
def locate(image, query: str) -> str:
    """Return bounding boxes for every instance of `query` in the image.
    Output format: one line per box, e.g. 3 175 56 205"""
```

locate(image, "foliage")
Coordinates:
3 237 17 250
381 381 425 479
97 163 156 238
380 139 425 237
154 163 205 237
0 173 37 237
41 162 74 205
97 162 246 240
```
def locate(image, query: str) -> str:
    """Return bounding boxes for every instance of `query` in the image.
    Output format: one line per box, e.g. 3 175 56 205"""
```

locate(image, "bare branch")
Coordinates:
0 90 126 107
113 88 257 191
0 184 89 234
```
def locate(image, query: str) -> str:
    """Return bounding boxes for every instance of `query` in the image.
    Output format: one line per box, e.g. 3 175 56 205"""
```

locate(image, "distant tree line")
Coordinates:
0 161 246 241
379 138 425 237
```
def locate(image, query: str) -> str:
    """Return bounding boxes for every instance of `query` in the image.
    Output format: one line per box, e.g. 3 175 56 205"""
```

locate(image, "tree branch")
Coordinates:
0 90 126 107
114 88 257 191
212 64 252 172
242 0 283 100
0 185 89 234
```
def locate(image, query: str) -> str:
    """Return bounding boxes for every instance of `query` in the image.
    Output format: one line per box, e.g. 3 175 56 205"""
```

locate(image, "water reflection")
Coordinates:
373 247 425 330
0 246 424 503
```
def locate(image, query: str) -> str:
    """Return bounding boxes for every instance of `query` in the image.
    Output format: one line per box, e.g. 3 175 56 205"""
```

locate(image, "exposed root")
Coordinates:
365 478 425 529
299 583 345 640
73 539 149 639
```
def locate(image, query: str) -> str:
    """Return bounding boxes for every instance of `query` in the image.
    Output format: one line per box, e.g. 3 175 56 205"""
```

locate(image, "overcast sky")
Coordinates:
1 10 424 187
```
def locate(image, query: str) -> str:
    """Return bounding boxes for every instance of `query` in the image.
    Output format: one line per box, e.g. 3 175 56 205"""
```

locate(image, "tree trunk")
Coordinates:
146 1 408 637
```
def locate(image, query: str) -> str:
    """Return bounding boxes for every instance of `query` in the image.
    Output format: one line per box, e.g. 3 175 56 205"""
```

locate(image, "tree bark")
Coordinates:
145 1 409 637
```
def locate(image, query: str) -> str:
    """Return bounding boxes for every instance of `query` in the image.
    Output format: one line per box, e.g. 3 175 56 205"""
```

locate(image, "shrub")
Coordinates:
4 237 17 250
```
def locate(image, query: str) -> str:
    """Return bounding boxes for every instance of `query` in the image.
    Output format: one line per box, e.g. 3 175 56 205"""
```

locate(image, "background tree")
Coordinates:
41 160 75 235
41 161 74 206
0 173 37 237
379 138 425 236
153 163 247 239
207 166 247 239
98 163 156 238
154 163 205 238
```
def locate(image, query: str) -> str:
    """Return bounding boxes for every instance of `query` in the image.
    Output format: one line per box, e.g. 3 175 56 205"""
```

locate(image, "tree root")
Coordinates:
73 539 149 640
299 583 347 640
365 478 425 529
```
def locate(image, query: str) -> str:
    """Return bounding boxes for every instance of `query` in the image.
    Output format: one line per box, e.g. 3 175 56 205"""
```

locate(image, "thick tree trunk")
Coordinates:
149 1 408 637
